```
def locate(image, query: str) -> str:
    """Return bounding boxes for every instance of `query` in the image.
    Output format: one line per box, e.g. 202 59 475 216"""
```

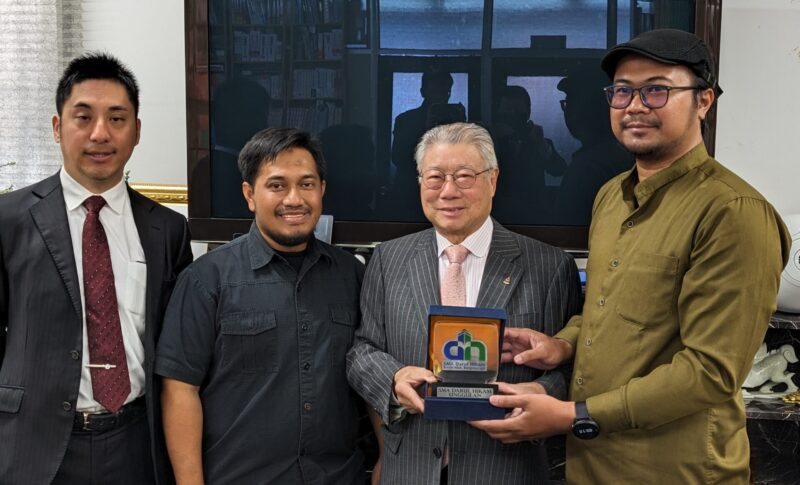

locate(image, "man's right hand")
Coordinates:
501 328 573 370
393 366 437 414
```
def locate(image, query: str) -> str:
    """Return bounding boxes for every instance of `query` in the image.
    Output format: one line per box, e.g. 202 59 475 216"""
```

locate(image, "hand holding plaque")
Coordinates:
423 305 507 421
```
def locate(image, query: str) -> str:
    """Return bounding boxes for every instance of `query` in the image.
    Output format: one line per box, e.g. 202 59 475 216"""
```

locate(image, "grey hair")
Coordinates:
414 122 498 173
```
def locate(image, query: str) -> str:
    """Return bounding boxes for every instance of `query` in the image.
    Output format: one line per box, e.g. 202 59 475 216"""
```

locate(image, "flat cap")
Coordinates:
601 28 722 97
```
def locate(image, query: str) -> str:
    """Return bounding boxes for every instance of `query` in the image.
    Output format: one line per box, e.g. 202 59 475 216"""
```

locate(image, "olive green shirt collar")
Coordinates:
621 143 710 210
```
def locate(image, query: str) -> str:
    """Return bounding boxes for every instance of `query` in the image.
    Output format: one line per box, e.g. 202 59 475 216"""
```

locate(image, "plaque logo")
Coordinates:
442 330 487 371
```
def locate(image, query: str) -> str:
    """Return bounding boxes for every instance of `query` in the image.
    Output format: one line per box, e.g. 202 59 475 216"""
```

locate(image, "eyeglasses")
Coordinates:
603 84 700 109
559 99 567 111
419 167 492 190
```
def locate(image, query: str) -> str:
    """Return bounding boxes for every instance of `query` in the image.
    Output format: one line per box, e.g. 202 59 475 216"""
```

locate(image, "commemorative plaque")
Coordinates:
423 305 507 421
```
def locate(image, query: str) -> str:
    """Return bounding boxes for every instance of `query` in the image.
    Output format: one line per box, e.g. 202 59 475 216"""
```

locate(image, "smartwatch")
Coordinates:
572 401 600 440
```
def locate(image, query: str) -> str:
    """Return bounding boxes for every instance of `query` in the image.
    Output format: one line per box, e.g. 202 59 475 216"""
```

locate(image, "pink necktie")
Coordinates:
441 244 470 306
83 196 130 413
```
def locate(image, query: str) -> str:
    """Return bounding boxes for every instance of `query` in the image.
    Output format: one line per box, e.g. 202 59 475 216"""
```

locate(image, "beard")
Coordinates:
267 206 316 249
624 139 683 162
618 116 674 162
618 105 699 163
263 227 314 249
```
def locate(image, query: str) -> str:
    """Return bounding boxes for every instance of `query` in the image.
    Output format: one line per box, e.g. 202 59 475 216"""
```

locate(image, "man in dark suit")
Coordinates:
0 53 192 484
347 122 582 484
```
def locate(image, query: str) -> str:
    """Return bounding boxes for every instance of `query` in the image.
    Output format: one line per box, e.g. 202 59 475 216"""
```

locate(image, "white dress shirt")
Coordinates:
435 217 493 307
60 169 147 412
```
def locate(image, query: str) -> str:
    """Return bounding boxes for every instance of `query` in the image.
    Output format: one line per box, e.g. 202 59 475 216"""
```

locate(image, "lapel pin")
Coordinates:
502 275 511 285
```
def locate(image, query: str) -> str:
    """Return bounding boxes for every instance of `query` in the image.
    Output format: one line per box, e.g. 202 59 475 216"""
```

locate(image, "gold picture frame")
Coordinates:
129 183 188 205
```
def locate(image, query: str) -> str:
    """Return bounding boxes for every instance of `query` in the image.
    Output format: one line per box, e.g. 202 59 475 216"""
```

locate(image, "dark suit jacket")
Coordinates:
0 172 192 484
347 222 582 485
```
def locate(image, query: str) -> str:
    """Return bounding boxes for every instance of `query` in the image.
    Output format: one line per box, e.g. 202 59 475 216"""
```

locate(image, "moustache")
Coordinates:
621 116 660 129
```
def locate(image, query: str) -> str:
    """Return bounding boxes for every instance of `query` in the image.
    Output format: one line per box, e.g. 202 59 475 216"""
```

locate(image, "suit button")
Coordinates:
62 401 72 411
576 377 584 385
625 220 634 228
303 362 311 371
303 402 312 411
585 338 592 346
610 259 619 268
301 323 309 331
433 447 442 458
598 298 605 306
70 350 80 360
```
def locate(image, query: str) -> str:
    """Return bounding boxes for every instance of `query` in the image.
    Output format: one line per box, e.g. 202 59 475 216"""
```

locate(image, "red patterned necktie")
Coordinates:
82 195 130 413
441 244 470 306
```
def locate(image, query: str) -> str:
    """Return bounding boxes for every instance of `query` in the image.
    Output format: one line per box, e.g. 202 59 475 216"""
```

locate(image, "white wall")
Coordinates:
82 0 187 185
715 0 800 218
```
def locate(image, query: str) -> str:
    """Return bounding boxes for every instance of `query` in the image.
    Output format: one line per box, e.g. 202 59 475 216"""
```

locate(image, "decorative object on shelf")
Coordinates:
783 390 800 404
777 214 800 313
743 343 799 398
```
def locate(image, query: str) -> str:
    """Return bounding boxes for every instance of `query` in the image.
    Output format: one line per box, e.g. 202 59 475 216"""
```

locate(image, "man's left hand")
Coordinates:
469 394 574 443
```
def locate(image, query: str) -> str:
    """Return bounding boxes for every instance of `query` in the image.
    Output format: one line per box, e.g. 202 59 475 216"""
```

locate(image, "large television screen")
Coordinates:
185 0 720 249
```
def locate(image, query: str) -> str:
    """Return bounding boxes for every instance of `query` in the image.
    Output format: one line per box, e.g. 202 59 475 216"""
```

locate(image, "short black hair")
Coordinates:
238 128 327 186
56 52 140 116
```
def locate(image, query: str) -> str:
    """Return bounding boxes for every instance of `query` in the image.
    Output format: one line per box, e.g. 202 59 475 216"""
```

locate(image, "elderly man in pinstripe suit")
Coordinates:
347 122 583 485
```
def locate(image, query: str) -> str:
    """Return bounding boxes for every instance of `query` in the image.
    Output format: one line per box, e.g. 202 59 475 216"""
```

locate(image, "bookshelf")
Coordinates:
210 0 347 135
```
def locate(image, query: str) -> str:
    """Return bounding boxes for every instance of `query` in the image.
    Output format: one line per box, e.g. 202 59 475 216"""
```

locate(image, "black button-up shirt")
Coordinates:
155 223 365 484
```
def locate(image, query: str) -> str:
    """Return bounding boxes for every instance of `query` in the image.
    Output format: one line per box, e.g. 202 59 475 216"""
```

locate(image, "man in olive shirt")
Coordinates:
472 29 791 484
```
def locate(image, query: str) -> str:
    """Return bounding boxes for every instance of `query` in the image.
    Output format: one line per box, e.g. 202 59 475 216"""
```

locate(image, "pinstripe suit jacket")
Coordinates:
347 221 582 485
0 173 192 484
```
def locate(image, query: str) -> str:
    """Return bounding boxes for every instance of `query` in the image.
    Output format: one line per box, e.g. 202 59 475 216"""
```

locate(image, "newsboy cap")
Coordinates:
601 29 722 98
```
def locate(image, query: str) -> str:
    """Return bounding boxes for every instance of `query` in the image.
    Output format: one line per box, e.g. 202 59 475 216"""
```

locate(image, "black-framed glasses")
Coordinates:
559 99 567 111
603 84 700 109
419 167 492 190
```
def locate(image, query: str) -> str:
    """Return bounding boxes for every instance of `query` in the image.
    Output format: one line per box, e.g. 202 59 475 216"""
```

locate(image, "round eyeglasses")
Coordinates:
603 84 701 109
418 168 492 190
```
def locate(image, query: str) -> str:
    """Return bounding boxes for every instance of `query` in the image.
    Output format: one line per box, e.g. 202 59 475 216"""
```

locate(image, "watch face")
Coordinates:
573 420 600 440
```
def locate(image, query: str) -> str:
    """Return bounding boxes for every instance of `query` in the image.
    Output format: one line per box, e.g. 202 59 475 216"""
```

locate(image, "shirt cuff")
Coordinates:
585 387 631 433
153 357 205 387
554 321 581 348
535 371 566 399
388 391 407 423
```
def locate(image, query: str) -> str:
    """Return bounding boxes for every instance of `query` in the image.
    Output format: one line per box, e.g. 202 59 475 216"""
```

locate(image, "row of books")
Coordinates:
286 101 342 133
233 30 283 62
219 0 343 26
251 73 283 97
294 0 343 24
293 28 342 61
291 68 341 99
228 0 286 25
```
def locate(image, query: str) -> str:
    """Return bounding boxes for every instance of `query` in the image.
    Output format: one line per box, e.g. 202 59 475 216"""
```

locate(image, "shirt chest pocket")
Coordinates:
329 304 357 367
615 252 680 326
220 312 279 374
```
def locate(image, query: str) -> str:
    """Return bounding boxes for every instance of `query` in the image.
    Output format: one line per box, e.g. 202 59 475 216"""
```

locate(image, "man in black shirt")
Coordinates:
155 128 366 484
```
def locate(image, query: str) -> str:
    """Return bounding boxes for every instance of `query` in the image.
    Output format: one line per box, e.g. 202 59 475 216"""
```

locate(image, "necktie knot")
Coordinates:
444 244 469 265
83 195 107 214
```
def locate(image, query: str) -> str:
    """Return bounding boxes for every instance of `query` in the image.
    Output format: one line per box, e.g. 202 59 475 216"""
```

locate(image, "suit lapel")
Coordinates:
29 175 83 321
408 229 439 334
129 188 163 356
476 222 522 309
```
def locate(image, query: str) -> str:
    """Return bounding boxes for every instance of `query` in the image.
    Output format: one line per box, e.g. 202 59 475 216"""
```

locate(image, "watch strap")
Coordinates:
575 400 590 420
